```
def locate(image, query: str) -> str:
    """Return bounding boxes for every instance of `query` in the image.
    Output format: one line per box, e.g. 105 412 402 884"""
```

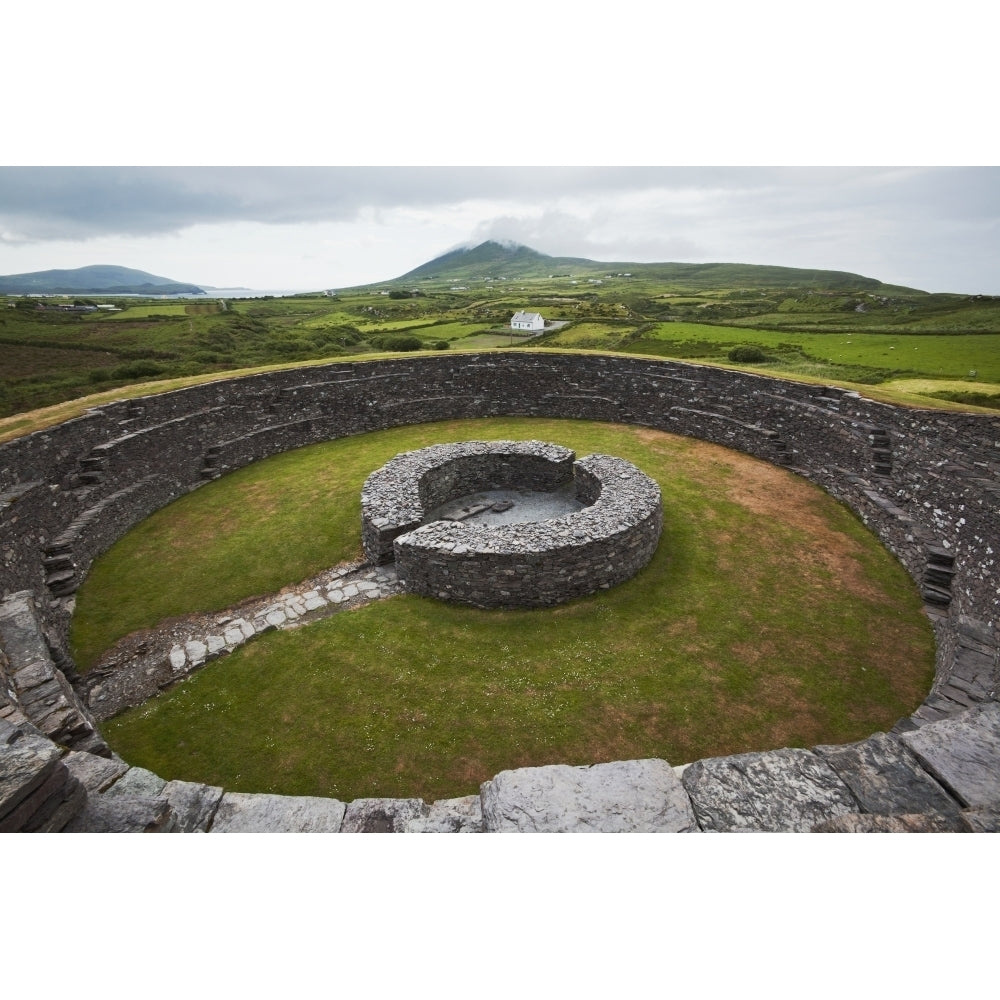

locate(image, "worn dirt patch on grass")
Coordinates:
682 438 886 605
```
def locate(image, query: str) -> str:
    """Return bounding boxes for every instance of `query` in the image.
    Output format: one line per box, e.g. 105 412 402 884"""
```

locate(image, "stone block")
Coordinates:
681 748 858 832
65 794 176 833
341 797 429 832
1 739 85 833
405 795 484 833
811 811 965 832
814 731 960 816
0 591 108 753
106 766 167 798
900 702 1000 808
0 722 62 826
480 758 698 832
960 807 1000 832
63 750 129 793
24 776 87 832
162 779 224 832
209 791 346 832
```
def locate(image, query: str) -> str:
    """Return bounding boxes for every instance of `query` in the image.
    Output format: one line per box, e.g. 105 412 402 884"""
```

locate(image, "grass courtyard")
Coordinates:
75 417 936 802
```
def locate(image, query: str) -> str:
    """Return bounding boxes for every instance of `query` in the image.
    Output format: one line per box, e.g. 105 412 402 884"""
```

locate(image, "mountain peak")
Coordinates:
395 240 563 281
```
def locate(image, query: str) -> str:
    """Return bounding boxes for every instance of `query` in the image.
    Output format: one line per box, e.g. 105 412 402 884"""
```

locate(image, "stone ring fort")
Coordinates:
1 352 998 832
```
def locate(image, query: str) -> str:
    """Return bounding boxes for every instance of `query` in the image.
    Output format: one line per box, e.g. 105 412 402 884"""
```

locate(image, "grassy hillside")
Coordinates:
392 240 911 292
0 264 204 295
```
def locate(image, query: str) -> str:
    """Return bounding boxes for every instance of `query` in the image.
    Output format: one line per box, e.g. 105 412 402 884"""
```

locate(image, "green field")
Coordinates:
3 271 999 419
595 321 1000 385
105 303 224 319
458 332 528 349
80 417 936 802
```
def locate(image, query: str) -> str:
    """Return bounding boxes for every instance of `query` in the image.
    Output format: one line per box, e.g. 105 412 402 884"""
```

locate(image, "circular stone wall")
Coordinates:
361 440 662 608
2 351 998 833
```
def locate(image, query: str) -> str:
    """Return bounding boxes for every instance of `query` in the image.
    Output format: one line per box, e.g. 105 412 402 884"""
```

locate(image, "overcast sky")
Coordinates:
3 6 997 296
1 166 997 294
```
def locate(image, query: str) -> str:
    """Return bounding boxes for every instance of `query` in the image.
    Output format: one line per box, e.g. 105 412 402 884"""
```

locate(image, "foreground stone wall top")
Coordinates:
9 703 997 831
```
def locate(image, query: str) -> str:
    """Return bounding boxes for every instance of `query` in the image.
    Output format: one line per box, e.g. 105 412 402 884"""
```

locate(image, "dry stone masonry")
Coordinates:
2 352 999 831
362 440 662 608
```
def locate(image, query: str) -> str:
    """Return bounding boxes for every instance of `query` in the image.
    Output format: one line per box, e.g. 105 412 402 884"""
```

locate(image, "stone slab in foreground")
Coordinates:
105 765 166 799
341 797 428 832
813 731 961 817
65 794 177 833
899 702 1000 808
209 791 347 832
480 758 698 832
162 779 225 833
62 750 129 793
959 807 1000 832
406 795 484 833
0 718 85 832
681 748 858 832
811 811 965 833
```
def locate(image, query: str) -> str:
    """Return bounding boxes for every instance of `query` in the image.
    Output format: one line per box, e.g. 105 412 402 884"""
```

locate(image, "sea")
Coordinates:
168 287 326 299
198 288 325 299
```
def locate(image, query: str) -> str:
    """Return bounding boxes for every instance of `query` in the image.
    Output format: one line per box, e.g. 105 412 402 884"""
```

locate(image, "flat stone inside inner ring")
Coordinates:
424 483 585 528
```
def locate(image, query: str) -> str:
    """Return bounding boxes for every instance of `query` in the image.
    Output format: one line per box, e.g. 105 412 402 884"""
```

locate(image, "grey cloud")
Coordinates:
0 166 896 243
0 167 703 242
1 166 996 293
476 212 708 263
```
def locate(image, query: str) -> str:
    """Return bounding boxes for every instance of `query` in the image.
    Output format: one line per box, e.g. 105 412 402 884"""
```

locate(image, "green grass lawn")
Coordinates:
458 332 526 349
542 321 1000 386
79 417 936 802
350 318 443 332
104 304 192 319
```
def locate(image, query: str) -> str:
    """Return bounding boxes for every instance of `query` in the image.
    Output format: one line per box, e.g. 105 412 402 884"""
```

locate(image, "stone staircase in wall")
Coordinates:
33 403 243 597
75 453 107 488
67 402 150 491
43 477 160 598
922 544 956 607
756 389 895 479
895 616 999 732
201 444 225 481
867 425 893 476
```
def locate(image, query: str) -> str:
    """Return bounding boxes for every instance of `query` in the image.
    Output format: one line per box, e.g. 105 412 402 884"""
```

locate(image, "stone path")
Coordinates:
83 561 403 720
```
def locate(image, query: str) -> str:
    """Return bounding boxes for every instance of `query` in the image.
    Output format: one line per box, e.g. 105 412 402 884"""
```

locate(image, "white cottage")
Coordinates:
510 310 544 332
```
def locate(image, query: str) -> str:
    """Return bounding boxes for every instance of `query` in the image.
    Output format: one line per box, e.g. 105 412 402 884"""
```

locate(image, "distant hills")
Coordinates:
1 243 924 297
0 265 205 296
393 240 922 293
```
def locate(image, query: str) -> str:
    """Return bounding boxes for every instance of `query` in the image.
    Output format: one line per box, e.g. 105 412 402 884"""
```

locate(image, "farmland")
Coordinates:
2 268 999 426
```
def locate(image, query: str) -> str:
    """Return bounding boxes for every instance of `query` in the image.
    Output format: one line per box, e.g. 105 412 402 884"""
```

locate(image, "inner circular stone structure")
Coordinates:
361 440 663 608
